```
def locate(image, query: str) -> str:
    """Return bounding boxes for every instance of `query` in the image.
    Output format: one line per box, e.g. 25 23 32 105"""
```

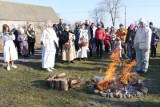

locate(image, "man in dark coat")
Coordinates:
11 24 21 56
57 19 66 53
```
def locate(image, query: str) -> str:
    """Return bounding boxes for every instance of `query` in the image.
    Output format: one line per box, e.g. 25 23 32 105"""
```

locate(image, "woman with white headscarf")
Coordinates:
61 25 76 63
41 21 59 72
134 18 152 73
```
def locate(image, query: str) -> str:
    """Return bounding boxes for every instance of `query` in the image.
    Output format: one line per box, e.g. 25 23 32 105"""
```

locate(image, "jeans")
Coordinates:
136 48 150 72
127 42 132 59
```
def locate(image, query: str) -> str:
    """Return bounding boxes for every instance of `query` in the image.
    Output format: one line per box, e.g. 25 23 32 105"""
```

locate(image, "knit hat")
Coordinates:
130 23 135 29
149 22 153 25
119 24 124 27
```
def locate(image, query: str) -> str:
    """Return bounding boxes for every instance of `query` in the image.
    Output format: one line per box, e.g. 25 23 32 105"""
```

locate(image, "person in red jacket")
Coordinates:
104 27 111 53
95 23 105 58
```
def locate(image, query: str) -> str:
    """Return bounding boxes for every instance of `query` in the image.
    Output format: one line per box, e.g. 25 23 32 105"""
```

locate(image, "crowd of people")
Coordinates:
0 18 160 73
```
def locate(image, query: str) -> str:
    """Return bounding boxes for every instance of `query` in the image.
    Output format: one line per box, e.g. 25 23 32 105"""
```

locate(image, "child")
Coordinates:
104 27 111 53
2 24 18 71
114 37 122 60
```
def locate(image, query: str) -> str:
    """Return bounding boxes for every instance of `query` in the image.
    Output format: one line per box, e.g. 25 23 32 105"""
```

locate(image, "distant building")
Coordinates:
0 1 59 32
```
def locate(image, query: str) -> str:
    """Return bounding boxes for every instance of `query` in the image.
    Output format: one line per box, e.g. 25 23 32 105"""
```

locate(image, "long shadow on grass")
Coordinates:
31 80 52 90
88 98 160 107
139 58 160 95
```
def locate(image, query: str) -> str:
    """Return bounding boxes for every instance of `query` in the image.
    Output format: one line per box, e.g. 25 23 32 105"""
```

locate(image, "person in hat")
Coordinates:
41 21 59 72
125 23 136 60
61 26 76 63
95 23 105 58
134 18 152 73
149 22 160 57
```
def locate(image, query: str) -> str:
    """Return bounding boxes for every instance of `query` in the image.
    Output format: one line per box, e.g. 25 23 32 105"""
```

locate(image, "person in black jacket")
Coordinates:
149 22 160 57
57 19 66 53
125 24 136 60
11 24 21 56
74 22 80 51
26 24 36 56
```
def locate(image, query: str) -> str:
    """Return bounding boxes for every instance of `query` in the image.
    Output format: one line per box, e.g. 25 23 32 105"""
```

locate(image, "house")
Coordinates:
0 1 59 32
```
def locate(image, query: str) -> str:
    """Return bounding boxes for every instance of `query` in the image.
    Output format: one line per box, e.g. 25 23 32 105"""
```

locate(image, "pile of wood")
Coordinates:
46 73 83 91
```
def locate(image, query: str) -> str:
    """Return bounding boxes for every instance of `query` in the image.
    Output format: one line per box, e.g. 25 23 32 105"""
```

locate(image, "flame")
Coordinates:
120 60 137 84
97 47 137 91
98 48 121 90
99 69 102 74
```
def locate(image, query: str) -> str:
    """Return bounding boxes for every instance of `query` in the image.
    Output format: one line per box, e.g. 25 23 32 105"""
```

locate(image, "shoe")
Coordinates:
142 71 147 74
67 61 70 64
70 61 74 63
83 58 87 61
46 68 52 72
136 70 142 73
11 65 17 69
50 67 54 70
7 66 11 71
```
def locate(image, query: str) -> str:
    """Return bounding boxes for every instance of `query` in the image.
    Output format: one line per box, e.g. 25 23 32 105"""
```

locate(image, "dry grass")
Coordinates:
0 41 160 107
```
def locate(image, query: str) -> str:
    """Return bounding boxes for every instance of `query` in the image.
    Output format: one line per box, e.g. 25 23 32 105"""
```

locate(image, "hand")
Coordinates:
42 45 46 49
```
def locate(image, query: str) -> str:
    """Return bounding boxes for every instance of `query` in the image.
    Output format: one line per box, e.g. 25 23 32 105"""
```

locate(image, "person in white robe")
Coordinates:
1 24 18 71
77 24 89 61
41 21 59 72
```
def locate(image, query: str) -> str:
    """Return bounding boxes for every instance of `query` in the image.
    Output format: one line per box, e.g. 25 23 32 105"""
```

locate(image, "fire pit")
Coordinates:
87 49 148 98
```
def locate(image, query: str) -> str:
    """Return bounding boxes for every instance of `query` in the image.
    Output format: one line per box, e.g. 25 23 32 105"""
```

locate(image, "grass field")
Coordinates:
0 45 160 107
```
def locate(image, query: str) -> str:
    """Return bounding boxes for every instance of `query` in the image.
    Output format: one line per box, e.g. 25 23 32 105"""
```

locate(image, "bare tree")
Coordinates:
90 7 106 24
99 0 122 27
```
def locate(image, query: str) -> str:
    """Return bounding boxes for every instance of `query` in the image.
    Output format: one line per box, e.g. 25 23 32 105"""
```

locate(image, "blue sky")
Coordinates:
1 0 160 28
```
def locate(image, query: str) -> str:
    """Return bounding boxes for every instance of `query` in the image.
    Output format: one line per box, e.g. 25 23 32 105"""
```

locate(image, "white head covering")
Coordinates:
46 20 52 28
13 24 18 29
65 25 70 30
19 27 24 34
139 18 146 24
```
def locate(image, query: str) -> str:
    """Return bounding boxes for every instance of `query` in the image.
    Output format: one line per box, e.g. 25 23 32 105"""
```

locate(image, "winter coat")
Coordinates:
125 28 136 44
115 29 127 42
134 26 152 49
104 33 111 46
95 28 105 40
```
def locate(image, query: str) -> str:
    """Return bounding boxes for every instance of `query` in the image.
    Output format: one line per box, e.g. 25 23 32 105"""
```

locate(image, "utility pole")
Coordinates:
125 6 126 29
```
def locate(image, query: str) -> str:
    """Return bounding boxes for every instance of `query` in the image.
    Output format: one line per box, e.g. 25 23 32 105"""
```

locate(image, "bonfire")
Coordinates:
87 48 148 98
